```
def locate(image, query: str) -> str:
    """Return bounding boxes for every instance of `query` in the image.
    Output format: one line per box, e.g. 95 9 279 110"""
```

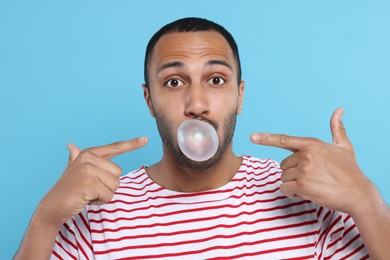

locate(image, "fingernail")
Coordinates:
251 134 260 142
138 137 147 144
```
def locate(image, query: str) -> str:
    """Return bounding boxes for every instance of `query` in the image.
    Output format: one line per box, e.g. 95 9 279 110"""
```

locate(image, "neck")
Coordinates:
146 145 242 192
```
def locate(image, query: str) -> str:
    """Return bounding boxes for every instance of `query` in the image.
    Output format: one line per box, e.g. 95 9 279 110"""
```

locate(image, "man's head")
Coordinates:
142 18 244 172
144 17 241 89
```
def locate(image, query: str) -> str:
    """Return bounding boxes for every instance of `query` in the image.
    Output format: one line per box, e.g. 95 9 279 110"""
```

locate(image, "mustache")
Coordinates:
194 117 219 131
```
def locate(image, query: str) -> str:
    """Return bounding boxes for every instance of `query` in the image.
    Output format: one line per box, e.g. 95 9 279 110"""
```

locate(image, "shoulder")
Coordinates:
240 155 281 175
85 165 159 213
117 165 158 194
237 155 282 186
119 165 149 184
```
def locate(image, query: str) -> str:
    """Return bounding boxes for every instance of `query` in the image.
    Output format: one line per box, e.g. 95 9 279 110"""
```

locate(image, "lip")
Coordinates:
179 118 218 131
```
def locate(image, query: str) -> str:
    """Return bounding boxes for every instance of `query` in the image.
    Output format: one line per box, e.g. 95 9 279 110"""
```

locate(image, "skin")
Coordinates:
15 31 390 259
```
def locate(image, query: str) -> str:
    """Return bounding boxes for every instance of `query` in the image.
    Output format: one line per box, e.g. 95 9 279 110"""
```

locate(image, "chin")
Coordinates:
174 146 226 173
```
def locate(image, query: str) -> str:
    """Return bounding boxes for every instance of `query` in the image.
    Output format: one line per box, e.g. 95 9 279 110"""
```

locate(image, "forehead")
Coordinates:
150 31 236 70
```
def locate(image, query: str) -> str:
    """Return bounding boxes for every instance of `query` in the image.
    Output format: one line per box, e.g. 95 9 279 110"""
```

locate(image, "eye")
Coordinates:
165 78 184 88
208 77 225 86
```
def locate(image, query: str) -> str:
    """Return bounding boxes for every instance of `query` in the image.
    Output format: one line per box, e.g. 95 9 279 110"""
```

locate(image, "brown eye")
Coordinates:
165 79 184 88
208 77 225 86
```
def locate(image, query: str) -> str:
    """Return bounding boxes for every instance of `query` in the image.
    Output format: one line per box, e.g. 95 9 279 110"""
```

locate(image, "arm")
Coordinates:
250 108 390 259
15 207 62 260
15 137 147 259
348 182 390 259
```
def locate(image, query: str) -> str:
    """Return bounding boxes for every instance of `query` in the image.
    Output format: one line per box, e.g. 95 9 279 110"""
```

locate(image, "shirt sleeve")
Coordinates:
315 206 369 259
51 209 94 260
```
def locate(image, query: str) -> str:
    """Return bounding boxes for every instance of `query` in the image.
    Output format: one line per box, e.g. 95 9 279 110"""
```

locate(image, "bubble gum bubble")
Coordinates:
177 119 219 161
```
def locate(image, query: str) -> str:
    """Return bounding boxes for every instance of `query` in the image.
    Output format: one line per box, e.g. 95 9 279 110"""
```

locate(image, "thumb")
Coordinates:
67 144 81 164
330 108 352 149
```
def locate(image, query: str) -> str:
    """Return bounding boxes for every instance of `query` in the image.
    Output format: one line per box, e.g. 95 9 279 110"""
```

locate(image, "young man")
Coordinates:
16 17 390 259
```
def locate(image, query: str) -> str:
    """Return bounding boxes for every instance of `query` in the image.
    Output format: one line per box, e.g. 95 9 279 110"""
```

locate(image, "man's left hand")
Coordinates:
250 108 374 216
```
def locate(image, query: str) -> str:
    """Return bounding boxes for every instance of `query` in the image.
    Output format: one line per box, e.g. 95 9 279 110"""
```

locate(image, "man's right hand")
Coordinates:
15 137 148 259
36 137 148 228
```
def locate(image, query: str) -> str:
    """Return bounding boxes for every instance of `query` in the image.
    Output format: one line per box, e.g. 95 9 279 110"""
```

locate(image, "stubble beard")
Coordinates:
154 110 237 173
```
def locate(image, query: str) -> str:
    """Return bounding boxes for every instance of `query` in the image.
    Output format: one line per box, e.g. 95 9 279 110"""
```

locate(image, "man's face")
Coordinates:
143 31 244 171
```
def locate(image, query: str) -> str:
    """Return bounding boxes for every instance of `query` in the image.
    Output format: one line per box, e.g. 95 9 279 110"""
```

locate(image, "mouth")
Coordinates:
185 117 219 131
176 119 219 162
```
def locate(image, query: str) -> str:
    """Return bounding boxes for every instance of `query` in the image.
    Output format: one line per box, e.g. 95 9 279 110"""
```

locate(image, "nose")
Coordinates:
184 83 210 119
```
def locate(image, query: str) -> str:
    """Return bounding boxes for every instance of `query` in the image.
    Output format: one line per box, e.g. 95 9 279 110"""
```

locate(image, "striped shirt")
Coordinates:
52 156 369 259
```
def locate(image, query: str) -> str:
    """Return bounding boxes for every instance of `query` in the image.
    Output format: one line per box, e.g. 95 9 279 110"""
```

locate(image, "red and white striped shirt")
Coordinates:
52 156 368 259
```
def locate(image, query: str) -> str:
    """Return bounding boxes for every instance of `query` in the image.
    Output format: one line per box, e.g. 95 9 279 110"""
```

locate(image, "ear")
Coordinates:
237 80 245 115
142 84 156 117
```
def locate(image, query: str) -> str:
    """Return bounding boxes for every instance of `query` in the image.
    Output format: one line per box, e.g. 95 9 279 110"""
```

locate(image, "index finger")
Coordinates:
250 133 312 152
85 136 148 159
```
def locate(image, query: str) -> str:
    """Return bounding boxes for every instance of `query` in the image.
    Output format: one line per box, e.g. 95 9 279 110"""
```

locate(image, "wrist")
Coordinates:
348 180 383 220
34 201 64 231
14 203 61 259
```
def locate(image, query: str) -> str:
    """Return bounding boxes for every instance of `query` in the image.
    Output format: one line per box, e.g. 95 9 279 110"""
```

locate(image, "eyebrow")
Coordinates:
205 59 233 71
157 61 184 74
157 59 233 74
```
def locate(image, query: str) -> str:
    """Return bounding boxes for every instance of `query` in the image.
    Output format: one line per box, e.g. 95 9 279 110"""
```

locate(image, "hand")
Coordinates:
36 137 148 227
250 109 374 215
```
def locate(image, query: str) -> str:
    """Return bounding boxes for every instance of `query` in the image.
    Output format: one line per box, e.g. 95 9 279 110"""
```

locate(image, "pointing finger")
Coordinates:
86 137 148 160
250 133 314 152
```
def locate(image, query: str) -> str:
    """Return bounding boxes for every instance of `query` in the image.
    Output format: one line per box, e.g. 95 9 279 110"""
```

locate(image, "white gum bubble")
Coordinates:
177 119 219 161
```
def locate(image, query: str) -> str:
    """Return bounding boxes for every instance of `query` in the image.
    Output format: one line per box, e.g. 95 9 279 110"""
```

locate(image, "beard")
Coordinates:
154 110 237 172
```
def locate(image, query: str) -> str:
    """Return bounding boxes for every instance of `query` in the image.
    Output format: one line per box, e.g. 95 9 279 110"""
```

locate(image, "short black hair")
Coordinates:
144 17 241 88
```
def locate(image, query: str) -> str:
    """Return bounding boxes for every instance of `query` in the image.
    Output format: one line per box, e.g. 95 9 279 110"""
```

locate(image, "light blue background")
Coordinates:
1 1 389 258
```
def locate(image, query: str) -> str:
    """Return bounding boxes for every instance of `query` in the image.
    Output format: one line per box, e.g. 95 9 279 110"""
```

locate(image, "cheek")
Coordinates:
210 90 239 114
210 98 238 134
151 95 185 130
152 89 185 113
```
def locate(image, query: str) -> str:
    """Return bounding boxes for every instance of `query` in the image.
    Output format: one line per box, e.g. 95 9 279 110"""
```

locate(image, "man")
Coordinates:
16 17 390 259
